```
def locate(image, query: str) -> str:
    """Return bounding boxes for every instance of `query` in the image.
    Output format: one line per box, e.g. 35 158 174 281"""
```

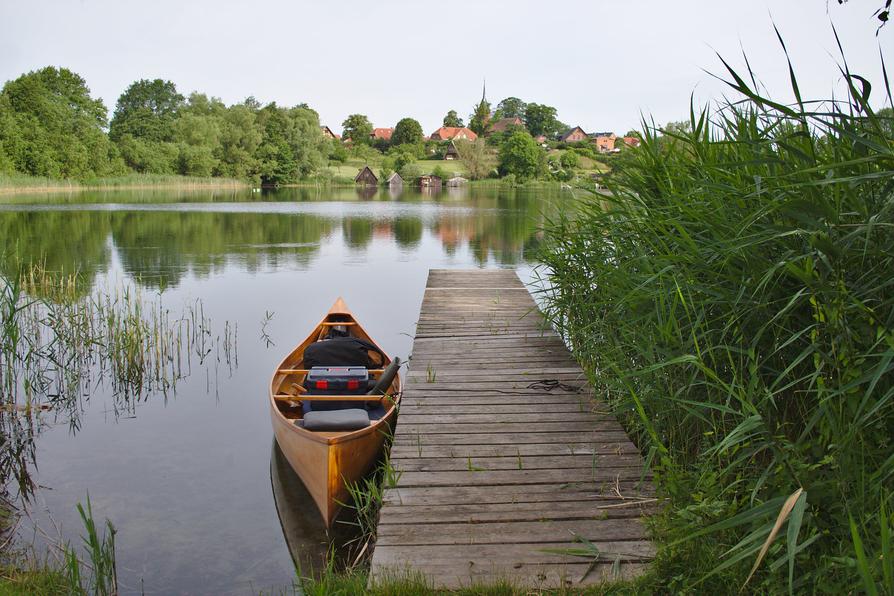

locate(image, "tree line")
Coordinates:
0 65 616 186
0 67 331 185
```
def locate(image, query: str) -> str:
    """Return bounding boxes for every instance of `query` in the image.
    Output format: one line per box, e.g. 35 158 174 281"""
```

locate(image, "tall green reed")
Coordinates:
63 495 117 596
538 33 893 593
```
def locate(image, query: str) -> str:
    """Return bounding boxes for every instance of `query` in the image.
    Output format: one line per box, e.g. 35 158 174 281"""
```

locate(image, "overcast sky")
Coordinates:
1 1 891 135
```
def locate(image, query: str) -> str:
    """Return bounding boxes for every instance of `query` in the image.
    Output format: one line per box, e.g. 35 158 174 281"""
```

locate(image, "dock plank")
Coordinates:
369 269 653 588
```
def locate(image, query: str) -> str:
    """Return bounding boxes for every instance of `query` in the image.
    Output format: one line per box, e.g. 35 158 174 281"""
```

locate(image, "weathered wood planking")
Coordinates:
369 269 654 589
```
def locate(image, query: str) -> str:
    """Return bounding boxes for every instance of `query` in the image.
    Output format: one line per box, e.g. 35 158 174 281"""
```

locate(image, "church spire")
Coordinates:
481 78 487 103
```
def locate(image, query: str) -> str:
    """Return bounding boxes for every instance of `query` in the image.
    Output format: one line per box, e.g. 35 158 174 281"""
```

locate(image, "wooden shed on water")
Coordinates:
355 166 378 186
417 174 442 189
386 172 403 188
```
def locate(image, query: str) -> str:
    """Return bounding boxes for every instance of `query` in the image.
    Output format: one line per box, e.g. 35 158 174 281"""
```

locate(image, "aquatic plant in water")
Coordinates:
0 265 238 498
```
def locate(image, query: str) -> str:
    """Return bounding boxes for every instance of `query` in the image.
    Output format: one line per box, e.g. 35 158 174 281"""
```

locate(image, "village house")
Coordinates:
590 132 618 153
486 117 525 135
320 126 340 140
558 126 589 143
444 141 459 160
622 136 641 148
354 165 378 186
371 128 394 142
429 127 478 141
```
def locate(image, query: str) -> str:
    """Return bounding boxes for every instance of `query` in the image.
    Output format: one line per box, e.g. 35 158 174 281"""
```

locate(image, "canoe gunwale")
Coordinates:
268 299 401 447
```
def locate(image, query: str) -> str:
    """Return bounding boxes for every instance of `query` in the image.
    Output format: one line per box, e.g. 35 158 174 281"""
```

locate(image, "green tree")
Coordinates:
341 114 373 145
172 94 223 176
442 110 464 127
391 117 423 146
559 150 579 169
523 103 560 138
109 79 185 173
110 79 184 143
329 141 348 163
0 94 19 174
494 97 527 119
0 66 121 178
454 139 492 180
469 98 491 136
255 103 326 186
498 130 544 181
215 103 262 179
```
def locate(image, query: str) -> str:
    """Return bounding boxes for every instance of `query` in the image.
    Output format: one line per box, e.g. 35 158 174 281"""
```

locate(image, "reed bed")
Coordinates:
0 264 237 498
538 40 893 593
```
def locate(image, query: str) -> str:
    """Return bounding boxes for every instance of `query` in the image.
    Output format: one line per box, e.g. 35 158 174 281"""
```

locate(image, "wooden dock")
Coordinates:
369 270 656 589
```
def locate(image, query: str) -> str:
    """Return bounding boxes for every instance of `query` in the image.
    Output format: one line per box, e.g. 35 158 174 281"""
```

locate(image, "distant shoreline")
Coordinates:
0 178 249 197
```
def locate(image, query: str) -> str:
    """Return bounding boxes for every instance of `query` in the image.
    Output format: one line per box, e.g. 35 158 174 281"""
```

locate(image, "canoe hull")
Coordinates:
270 400 396 527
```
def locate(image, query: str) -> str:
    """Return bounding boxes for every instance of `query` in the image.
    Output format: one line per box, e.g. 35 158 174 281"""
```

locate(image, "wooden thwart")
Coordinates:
369 270 653 589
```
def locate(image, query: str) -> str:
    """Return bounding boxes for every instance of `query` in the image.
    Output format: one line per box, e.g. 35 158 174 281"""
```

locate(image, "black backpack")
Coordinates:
302 336 386 370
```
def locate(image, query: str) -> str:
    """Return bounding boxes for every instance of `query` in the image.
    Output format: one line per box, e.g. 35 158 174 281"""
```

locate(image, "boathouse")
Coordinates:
386 172 403 188
417 174 442 189
354 166 378 186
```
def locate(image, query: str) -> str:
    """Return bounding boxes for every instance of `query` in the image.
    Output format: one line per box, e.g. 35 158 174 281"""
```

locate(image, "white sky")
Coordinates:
1 1 891 135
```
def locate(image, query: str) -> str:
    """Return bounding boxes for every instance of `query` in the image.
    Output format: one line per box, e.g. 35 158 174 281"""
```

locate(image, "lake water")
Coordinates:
0 185 566 594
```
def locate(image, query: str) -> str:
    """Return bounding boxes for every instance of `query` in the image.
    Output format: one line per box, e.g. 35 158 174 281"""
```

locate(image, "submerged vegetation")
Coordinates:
0 263 237 500
539 40 894 593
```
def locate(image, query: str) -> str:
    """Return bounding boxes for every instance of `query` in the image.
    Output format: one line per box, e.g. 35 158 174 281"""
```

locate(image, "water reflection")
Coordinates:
0 187 554 288
270 440 357 574
0 184 563 592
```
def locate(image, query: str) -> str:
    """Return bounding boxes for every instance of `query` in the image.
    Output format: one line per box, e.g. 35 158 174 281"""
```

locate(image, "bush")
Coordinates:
559 150 579 169
498 130 544 181
398 163 422 183
539 48 894 593
329 142 348 163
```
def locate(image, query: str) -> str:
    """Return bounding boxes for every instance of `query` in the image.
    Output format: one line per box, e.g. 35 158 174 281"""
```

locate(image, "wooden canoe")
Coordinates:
269 297 400 527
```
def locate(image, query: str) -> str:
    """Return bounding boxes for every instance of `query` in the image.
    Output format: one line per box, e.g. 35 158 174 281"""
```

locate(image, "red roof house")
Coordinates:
559 126 589 143
487 117 525 135
429 127 478 141
371 128 394 141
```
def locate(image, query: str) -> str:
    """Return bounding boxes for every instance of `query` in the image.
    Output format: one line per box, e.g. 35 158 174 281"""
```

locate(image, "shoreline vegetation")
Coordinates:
0 173 249 196
538 40 893 595
0 172 569 198
0 68 617 199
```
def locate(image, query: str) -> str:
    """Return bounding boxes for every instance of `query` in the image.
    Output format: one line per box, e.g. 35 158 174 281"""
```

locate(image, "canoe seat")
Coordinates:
366 404 387 421
299 408 371 431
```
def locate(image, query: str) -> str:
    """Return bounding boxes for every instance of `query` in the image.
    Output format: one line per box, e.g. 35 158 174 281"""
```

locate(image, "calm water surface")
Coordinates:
0 185 567 594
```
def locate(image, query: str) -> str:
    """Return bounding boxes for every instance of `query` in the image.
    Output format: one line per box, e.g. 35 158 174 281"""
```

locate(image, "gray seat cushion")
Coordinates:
301 408 370 431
